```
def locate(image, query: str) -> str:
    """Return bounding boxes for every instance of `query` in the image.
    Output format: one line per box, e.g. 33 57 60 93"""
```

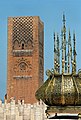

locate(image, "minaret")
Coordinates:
62 14 67 73
73 32 77 74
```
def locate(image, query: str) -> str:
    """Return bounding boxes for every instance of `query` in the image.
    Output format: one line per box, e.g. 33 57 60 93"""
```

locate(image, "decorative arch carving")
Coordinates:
13 40 20 49
27 40 33 49
20 40 26 49
13 58 32 75
13 39 33 50
19 62 27 71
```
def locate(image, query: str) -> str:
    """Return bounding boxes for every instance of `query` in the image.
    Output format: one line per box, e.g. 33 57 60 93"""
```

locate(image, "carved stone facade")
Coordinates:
7 16 44 104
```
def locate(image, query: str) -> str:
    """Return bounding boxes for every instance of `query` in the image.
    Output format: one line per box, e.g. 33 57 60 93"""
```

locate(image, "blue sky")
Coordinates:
0 0 81 99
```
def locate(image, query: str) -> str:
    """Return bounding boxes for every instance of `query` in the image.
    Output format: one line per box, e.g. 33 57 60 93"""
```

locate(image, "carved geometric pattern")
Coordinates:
12 17 33 50
13 50 33 57
54 77 62 94
13 58 32 75
13 76 32 80
19 62 26 71
64 77 74 93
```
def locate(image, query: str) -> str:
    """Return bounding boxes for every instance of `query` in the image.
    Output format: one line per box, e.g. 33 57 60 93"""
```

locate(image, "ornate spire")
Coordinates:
53 14 77 75
57 33 60 73
68 29 71 73
63 14 67 73
61 14 67 73
63 13 66 26
54 32 57 73
54 32 60 73
72 32 77 74
61 29 64 74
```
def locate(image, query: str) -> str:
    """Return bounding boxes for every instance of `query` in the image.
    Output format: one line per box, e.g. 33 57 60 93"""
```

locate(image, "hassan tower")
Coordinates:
7 16 44 104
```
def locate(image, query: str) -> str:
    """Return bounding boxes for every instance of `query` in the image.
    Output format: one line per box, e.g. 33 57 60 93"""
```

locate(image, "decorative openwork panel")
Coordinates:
12 17 33 50
53 77 62 104
64 76 76 105
54 77 62 94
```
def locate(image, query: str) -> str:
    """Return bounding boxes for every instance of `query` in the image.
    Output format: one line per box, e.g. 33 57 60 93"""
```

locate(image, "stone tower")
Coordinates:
7 16 44 104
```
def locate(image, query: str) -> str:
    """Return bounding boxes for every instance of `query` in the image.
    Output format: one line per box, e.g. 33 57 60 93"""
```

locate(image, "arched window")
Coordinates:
22 43 24 49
